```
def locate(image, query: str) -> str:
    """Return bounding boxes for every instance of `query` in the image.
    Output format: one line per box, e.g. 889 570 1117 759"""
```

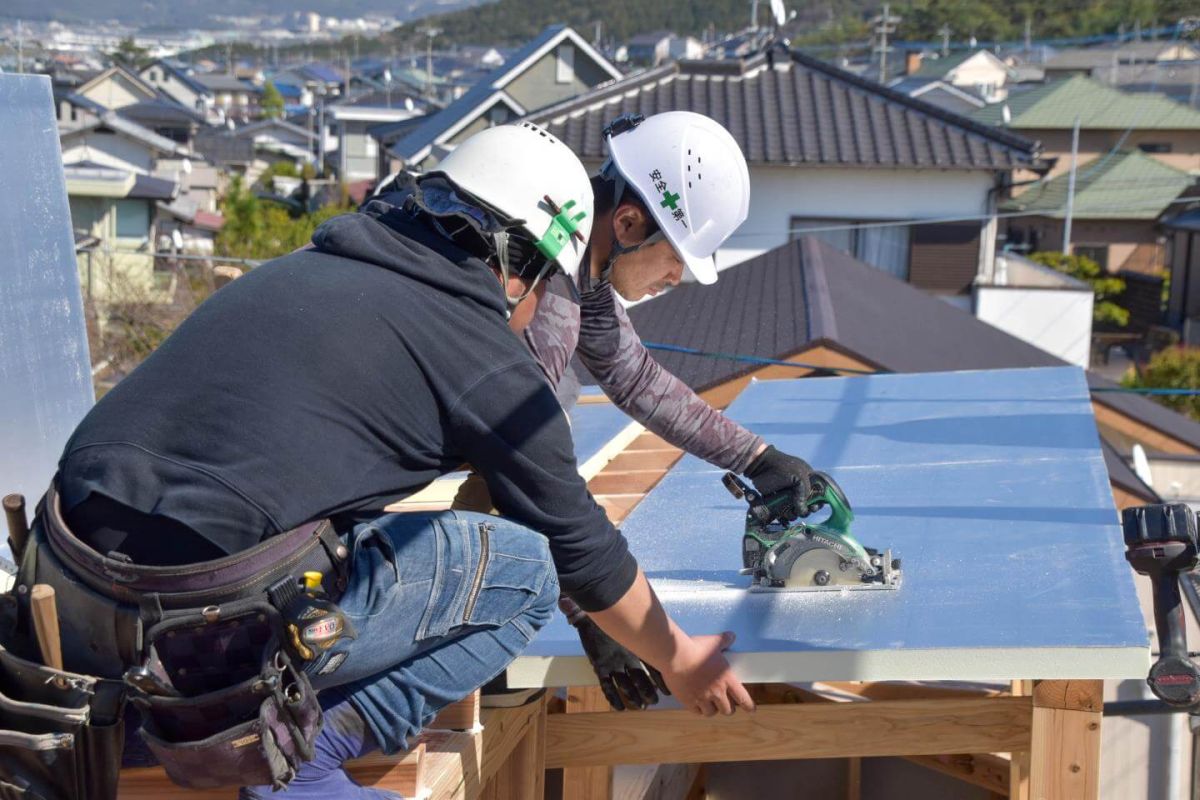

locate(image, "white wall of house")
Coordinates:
946 53 1010 102
61 134 155 174
974 286 1094 367
140 66 204 112
718 166 995 272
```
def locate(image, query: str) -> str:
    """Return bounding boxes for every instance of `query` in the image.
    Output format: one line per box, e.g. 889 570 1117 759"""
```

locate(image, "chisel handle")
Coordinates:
3 494 29 561
30 585 63 671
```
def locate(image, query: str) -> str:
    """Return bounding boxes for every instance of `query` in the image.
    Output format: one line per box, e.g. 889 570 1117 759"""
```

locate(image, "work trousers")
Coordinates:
303 510 558 754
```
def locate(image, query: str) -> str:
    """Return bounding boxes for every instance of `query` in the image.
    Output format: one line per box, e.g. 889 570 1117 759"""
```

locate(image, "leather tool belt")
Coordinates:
0 480 354 798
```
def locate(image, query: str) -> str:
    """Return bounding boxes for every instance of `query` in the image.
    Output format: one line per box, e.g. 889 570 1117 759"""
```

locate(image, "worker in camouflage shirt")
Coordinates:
511 112 819 711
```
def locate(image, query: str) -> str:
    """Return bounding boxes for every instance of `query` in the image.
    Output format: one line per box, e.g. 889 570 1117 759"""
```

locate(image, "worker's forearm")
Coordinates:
587 569 687 672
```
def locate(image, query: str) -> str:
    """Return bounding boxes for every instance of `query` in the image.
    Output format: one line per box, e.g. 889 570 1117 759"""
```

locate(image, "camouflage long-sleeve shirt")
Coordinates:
524 272 763 474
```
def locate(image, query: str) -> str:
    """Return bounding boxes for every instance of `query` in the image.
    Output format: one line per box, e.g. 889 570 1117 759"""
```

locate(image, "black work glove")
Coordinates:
573 616 670 711
744 445 816 517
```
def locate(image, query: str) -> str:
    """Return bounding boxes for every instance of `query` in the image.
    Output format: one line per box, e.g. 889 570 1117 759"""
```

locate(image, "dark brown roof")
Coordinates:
601 236 1200 454
525 49 1044 171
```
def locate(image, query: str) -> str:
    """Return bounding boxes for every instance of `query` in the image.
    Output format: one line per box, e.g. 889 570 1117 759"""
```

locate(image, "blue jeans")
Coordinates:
308 510 558 754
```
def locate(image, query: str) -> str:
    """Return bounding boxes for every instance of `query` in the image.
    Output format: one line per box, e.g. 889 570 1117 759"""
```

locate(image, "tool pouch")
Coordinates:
132 601 321 790
0 639 125 800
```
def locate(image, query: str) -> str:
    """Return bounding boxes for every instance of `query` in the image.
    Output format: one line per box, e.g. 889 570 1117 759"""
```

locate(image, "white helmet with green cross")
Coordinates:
432 121 593 283
602 111 751 284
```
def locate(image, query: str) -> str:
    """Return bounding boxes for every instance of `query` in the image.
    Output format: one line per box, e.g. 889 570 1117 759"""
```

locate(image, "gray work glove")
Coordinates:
573 616 670 711
744 445 816 517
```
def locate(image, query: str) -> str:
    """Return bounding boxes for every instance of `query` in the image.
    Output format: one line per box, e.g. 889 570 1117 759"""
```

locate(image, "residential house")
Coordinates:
66 161 178 305
137 60 215 119
194 72 262 122
886 77 986 115
1043 40 1200 81
900 49 1013 103
269 63 344 102
1003 149 1196 278
668 36 705 61
1163 208 1200 343
973 75 1200 179
193 128 258 179
626 32 672 66
326 89 429 181
53 90 106 131
387 25 623 173
73 65 158 111
116 99 207 147
1112 62 1200 109
60 111 193 305
228 117 318 171
524 50 1046 296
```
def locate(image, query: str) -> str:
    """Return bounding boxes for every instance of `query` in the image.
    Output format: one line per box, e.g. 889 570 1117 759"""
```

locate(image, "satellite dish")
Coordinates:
383 68 392 84
1001 104 1011 125
404 97 415 111
770 0 786 26
181 157 192 175
171 229 184 252
1132 444 1154 488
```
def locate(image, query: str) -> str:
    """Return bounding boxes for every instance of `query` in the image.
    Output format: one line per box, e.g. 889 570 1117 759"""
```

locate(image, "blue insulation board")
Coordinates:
567 400 633 467
509 366 1150 686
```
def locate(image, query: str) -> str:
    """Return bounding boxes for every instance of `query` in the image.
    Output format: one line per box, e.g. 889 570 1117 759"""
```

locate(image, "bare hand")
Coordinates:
658 631 755 716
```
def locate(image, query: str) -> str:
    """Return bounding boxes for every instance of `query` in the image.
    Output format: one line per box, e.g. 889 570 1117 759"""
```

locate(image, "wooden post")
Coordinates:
484 693 548 799
1028 680 1102 800
431 690 481 730
1009 680 1033 800
562 686 613 799
846 757 862 800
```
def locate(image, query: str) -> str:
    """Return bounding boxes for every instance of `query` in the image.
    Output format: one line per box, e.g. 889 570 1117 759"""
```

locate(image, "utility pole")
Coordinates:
1062 116 1080 257
1024 16 1032 52
16 20 23 75
938 23 951 57
419 27 440 99
751 0 759 30
227 42 233 76
872 4 902 83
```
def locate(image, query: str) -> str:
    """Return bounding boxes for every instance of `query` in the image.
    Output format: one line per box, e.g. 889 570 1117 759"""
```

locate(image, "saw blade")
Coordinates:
781 545 861 589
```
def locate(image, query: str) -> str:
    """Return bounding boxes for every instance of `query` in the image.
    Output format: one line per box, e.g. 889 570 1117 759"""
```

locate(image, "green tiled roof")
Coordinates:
1001 149 1195 220
974 74 1200 130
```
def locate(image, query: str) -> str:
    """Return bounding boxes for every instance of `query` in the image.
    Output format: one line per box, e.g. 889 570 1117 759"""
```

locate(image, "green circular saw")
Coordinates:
722 471 901 592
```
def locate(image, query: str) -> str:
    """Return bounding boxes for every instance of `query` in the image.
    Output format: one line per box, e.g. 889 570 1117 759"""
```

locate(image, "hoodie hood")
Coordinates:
311 199 507 317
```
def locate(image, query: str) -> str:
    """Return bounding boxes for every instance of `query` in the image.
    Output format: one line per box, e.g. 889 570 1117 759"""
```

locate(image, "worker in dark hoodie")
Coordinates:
41 123 753 800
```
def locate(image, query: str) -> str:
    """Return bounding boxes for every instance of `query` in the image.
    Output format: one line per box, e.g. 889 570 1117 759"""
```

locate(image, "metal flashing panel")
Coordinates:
509 366 1149 687
0 76 95 559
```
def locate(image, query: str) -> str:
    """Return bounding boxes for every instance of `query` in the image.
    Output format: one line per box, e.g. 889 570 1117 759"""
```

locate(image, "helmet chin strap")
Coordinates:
596 159 665 283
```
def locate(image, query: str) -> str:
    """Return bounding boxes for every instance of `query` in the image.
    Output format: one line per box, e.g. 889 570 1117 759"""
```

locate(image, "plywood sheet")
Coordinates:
509 367 1149 686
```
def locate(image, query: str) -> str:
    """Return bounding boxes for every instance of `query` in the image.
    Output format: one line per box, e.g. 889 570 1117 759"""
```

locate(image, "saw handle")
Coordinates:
1123 503 1200 708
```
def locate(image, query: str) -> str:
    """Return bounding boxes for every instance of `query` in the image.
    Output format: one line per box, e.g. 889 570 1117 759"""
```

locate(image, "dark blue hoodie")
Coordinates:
57 203 637 611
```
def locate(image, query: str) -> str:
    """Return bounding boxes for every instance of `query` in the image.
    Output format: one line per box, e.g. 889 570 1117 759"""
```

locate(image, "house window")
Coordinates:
149 69 159 82
115 200 149 239
556 45 575 84
1138 142 1172 154
1074 244 1109 271
791 217 912 280
488 105 511 125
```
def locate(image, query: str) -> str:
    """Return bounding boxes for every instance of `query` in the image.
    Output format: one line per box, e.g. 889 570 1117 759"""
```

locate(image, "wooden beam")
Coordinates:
430 689 481 731
906 753 1010 796
587 470 669 497
563 686 614 800
1032 680 1102 714
545 698 1033 769
614 763 701 800
1028 707 1101 800
1009 680 1033 800
1092 399 1197 456
815 681 1008 702
697 346 878 409
846 757 862 800
346 742 426 797
481 693 548 799
421 697 546 800
606 449 686 472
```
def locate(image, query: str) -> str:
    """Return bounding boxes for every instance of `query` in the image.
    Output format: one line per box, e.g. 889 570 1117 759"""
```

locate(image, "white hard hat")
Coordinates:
604 112 750 285
432 121 593 282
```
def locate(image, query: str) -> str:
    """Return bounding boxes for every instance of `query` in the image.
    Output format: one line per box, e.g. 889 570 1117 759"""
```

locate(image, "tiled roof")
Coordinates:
525 49 1042 171
128 173 178 200
603 235 1200 453
1002 149 1196 220
62 111 191 157
194 73 260 94
972 74 1200 129
116 99 206 127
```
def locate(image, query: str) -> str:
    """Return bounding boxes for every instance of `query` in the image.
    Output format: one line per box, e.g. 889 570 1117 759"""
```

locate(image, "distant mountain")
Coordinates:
3 0 486 27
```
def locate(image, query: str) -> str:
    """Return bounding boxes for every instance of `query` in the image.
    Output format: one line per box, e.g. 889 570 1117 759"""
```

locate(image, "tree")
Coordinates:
216 176 354 261
1122 347 1200 422
1029 251 1130 328
110 36 152 70
262 81 285 120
